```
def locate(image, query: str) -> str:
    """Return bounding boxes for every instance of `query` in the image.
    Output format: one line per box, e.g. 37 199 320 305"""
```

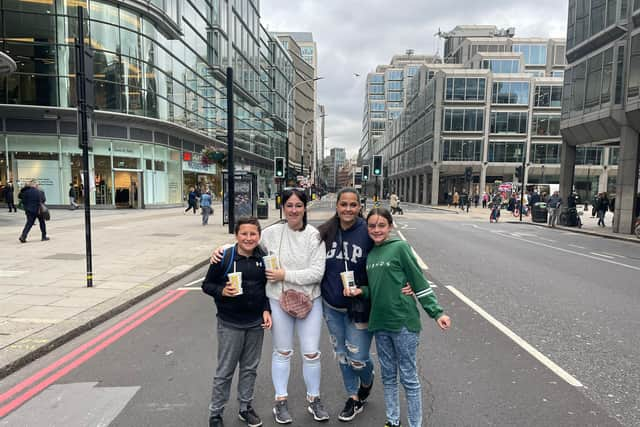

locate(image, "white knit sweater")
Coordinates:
261 222 326 301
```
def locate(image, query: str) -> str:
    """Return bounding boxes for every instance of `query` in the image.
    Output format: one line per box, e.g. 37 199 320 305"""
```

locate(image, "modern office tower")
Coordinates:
325 147 346 192
360 25 620 214
359 53 439 166
273 32 318 181
561 1 640 234
0 0 294 206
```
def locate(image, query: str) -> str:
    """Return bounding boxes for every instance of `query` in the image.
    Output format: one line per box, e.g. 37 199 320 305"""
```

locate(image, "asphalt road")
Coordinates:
0 205 634 426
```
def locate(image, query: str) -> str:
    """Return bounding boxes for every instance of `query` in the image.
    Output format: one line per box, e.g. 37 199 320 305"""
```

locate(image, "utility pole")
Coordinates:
76 5 94 288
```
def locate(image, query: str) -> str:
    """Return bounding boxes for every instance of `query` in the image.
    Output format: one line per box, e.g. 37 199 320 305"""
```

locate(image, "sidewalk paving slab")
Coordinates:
0 203 284 378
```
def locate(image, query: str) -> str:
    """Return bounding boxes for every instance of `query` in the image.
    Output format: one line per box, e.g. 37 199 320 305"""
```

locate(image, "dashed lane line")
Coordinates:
568 244 586 249
446 285 583 388
590 252 615 259
599 251 626 259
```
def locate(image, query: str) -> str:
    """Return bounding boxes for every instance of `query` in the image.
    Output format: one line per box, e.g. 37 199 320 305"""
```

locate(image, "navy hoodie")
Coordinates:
321 217 373 309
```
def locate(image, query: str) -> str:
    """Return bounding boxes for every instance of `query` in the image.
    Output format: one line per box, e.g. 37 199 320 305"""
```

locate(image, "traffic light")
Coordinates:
464 167 472 182
362 165 370 181
372 155 383 176
274 157 285 178
515 165 523 181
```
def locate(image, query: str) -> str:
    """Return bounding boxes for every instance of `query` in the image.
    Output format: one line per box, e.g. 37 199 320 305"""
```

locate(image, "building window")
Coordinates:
615 45 625 103
386 70 403 80
629 34 640 98
575 147 604 165
492 81 530 104
609 147 619 165
530 143 561 163
488 141 525 162
481 59 520 73
442 108 484 132
513 44 548 65
490 111 528 134
554 45 567 65
445 77 486 101
440 139 482 161
531 115 561 136
535 85 563 107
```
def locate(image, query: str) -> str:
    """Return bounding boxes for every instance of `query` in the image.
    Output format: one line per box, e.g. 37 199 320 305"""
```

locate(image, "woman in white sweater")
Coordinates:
263 188 327 424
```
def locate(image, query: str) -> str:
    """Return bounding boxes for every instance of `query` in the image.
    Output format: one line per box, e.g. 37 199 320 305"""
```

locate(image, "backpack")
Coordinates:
201 245 236 298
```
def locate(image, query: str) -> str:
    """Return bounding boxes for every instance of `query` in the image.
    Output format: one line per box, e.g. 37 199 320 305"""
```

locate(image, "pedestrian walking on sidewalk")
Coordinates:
202 217 272 427
346 208 450 427
211 189 327 425
482 192 489 209
185 187 198 214
18 180 49 243
69 183 79 210
596 193 609 227
3 181 17 212
389 193 403 215
201 189 213 225
547 191 562 228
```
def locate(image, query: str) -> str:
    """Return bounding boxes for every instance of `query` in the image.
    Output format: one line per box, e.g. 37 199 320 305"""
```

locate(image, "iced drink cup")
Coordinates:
340 271 356 291
228 271 243 295
263 255 280 270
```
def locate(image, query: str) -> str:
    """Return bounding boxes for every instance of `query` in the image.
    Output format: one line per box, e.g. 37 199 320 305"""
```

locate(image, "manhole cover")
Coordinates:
44 253 85 260
150 233 180 237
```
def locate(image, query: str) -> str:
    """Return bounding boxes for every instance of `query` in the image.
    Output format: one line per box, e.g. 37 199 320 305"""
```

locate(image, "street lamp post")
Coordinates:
286 77 323 185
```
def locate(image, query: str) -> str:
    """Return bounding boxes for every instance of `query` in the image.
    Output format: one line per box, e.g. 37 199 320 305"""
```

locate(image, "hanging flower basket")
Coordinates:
201 147 227 167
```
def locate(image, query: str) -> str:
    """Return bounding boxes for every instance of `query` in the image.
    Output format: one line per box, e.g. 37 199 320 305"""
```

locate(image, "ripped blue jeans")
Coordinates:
323 301 374 397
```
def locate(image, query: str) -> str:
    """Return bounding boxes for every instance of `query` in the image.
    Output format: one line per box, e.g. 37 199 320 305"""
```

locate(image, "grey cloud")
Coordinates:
261 0 568 157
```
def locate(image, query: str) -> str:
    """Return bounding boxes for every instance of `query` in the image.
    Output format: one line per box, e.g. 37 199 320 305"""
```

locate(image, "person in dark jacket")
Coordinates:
4 181 17 212
69 183 79 210
18 180 48 243
202 216 271 427
597 193 610 227
185 187 197 214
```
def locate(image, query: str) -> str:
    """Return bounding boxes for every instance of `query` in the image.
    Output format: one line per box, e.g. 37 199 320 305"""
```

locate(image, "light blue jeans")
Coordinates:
374 328 422 427
270 297 323 400
323 302 374 397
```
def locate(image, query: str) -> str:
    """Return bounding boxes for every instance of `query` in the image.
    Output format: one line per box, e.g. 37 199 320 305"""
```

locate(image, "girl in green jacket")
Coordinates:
347 207 450 427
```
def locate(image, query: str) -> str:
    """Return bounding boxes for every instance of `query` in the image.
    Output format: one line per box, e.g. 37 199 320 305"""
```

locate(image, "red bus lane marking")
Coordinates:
0 289 188 418
0 290 177 406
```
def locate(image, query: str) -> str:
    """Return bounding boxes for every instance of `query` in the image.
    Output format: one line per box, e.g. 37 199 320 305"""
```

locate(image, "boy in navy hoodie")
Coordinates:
202 217 271 427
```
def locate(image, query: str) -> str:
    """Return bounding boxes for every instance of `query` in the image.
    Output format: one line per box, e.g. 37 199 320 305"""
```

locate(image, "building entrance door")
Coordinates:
114 170 143 208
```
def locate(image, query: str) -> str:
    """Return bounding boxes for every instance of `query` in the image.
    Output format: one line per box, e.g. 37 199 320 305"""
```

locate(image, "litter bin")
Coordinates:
532 202 548 223
257 198 269 219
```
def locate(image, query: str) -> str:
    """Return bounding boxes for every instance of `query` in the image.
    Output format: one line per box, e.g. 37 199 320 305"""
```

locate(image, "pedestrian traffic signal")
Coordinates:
372 155 382 176
274 157 285 178
515 165 523 181
465 167 472 181
362 165 370 181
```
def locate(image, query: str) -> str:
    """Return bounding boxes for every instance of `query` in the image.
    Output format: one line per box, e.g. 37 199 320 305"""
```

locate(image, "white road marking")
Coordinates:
600 251 626 259
491 233 640 272
537 237 556 243
397 231 429 270
446 285 583 388
182 277 205 287
590 252 615 259
568 244 586 249
177 287 202 291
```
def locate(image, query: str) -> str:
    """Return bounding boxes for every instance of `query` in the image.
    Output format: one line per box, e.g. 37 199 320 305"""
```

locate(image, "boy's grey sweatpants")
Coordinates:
209 321 264 417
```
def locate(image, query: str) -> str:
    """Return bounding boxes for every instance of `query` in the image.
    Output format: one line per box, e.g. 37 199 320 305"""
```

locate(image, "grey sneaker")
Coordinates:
273 400 292 424
307 397 330 422
239 405 262 427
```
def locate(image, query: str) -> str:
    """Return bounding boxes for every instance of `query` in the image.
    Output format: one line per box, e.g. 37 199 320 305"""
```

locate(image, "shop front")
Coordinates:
182 152 220 200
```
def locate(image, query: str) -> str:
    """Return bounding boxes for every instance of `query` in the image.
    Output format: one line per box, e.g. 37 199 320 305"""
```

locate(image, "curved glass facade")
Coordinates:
0 0 295 206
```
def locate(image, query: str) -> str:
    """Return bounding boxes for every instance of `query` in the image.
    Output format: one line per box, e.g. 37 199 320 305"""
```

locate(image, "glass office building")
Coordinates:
0 0 293 207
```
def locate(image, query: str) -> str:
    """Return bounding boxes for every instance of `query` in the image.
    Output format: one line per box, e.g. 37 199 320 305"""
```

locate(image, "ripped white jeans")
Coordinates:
269 297 323 399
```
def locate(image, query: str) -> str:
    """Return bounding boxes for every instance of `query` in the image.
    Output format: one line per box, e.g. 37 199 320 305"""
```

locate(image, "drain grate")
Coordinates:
44 253 85 260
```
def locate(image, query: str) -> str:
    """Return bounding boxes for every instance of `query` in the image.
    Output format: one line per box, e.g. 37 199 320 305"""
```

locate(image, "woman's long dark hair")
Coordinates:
318 188 362 246
282 188 308 230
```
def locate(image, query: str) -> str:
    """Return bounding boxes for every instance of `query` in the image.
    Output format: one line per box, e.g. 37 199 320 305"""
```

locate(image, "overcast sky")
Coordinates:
260 0 569 159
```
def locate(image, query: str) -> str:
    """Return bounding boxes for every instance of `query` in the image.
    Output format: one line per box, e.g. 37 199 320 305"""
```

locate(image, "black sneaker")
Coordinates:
273 400 292 424
307 397 330 422
383 422 401 427
357 373 374 402
209 415 224 427
239 406 262 427
338 397 363 422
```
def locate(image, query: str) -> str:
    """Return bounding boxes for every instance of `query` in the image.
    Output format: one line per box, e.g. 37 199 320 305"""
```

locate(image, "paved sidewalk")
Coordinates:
0 202 286 377
415 203 639 243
